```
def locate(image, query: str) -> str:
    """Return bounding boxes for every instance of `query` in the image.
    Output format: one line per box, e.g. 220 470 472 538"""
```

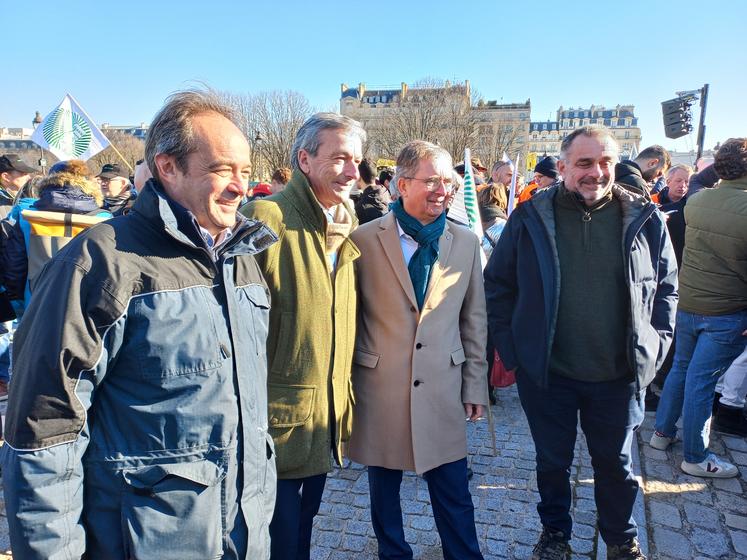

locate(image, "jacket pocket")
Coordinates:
268 383 316 473
353 348 380 369
451 347 466 366
238 283 271 355
120 460 225 560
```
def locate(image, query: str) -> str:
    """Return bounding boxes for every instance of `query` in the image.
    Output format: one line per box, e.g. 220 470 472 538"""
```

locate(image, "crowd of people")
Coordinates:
0 88 744 560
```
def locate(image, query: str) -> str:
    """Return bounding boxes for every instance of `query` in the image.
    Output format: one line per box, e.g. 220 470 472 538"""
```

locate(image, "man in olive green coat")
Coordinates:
241 113 366 560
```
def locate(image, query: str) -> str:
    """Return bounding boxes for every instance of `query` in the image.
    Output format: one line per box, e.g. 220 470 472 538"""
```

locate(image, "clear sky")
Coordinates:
3 0 745 154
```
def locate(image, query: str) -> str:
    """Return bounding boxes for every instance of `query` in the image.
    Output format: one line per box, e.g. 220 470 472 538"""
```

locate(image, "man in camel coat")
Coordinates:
349 140 488 560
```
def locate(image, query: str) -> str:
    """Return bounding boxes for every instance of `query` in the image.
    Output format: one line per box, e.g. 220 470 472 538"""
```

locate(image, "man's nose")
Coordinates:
344 160 360 180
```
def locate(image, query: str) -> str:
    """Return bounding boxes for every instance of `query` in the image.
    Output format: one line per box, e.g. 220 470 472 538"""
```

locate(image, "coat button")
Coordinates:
416 343 422 349
410 306 416 312
413 380 421 387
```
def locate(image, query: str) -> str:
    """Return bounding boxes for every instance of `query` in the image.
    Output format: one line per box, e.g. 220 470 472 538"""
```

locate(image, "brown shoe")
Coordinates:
607 539 646 560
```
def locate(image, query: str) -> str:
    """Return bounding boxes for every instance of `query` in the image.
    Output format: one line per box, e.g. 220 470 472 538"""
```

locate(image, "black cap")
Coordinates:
0 154 37 174
97 163 127 179
534 156 559 179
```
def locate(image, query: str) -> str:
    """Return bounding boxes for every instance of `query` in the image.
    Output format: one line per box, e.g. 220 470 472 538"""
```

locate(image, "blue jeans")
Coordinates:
368 458 483 560
0 321 13 384
655 309 747 463
516 372 645 546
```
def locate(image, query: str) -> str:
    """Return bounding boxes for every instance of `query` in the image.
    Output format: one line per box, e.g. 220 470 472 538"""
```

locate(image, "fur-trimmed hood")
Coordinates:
34 171 104 211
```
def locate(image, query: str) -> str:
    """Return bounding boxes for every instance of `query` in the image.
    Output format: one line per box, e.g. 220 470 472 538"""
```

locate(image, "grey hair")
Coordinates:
290 112 367 169
395 140 452 179
491 160 511 175
145 89 238 182
666 164 693 179
560 125 618 161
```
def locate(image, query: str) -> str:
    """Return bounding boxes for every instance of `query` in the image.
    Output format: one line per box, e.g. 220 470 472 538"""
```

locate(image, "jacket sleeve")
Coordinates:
483 214 521 371
459 234 489 406
1 219 28 303
0 256 125 560
688 164 719 196
651 220 679 371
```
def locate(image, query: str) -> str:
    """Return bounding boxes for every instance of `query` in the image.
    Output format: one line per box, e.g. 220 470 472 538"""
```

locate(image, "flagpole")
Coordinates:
106 141 135 173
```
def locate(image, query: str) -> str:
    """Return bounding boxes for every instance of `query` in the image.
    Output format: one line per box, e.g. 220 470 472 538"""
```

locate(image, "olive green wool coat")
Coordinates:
241 170 359 479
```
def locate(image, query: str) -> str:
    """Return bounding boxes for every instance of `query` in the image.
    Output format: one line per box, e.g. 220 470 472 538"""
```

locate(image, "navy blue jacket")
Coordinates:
484 184 678 392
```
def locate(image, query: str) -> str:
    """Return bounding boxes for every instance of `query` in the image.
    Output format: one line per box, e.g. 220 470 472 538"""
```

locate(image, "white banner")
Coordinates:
31 94 110 161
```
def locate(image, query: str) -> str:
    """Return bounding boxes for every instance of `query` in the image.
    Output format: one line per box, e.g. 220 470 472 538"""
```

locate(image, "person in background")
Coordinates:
652 138 747 478
355 158 391 225
519 156 560 204
270 167 291 194
615 145 671 200
96 163 136 216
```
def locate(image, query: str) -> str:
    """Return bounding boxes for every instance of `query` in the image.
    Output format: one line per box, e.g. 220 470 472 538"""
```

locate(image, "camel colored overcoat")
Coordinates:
348 212 488 474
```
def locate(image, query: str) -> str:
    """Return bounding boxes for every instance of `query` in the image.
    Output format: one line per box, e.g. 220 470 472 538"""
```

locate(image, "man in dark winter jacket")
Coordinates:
1 90 277 560
485 126 677 560
0 154 36 220
615 145 671 200
97 163 137 216
355 157 391 224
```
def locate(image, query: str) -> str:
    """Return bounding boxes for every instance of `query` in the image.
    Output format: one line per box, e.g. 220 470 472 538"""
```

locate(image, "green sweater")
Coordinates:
549 187 631 382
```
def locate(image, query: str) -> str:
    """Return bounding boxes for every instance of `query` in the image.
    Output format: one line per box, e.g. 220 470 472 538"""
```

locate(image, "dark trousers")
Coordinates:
516 371 645 546
368 458 483 560
270 473 327 560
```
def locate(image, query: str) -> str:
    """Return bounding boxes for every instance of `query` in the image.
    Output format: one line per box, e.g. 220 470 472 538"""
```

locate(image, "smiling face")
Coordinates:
298 128 363 208
399 156 453 224
155 112 252 237
558 133 618 206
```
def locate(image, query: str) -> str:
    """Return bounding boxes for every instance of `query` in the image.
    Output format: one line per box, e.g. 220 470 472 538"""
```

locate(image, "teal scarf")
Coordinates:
391 199 446 310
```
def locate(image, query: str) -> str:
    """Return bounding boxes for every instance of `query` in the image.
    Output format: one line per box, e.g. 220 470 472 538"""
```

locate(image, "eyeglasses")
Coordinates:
403 176 454 192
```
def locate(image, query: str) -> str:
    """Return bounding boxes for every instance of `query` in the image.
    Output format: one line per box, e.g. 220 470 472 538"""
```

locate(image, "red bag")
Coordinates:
490 351 516 388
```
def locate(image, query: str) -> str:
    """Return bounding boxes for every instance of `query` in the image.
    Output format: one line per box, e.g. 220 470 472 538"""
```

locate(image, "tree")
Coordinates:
86 131 145 176
371 78 477 161
220 89 313 180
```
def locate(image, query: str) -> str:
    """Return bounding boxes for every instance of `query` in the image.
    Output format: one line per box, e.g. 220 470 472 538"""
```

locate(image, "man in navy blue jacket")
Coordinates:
484 126 677 560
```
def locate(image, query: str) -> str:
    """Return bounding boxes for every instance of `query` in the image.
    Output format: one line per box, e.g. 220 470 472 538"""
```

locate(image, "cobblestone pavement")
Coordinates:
1 389 745 559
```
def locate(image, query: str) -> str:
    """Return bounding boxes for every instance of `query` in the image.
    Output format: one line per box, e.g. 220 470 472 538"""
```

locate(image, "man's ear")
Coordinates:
397 177 408 198
298 150 310 174
557 159 567 176
154 153 178 185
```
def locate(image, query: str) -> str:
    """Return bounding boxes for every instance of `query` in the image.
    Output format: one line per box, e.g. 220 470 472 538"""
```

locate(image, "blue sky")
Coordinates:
3 0 745 154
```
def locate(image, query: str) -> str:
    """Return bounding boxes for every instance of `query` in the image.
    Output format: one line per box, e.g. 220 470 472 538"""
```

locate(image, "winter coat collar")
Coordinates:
132 179 277 258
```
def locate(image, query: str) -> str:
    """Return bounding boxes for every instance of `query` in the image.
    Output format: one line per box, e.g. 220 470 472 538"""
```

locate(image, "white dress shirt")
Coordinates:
396 220 419 266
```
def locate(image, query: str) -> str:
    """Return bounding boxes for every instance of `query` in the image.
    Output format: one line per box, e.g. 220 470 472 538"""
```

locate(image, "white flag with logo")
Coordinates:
31 94 110 161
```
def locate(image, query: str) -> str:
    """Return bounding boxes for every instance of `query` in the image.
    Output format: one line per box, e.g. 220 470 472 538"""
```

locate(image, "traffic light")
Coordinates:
661 97 693 139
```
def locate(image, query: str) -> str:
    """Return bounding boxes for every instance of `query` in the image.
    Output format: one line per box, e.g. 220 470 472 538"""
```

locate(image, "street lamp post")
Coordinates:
253 131 264 181
31 111 47 174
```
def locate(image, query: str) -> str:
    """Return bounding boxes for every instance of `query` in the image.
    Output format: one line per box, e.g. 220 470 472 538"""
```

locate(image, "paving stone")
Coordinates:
485 538 509 557
409 515 434 531
340 534 367 552
652 527 690 559
684 502 721 529
691 527 730 557
572 523 596 539
730 530 747 556
643 445 669 461
310 546 332 560
569 536 593 554
315 530 342 549
714 490 746 513
729 450 747 466
724 513 747 531
649 500 682 529
722 436 747 452
712 476 743 493
344 520 369 536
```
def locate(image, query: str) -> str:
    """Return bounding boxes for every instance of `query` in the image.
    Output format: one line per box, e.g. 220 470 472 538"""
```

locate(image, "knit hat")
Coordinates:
534 156 559 179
